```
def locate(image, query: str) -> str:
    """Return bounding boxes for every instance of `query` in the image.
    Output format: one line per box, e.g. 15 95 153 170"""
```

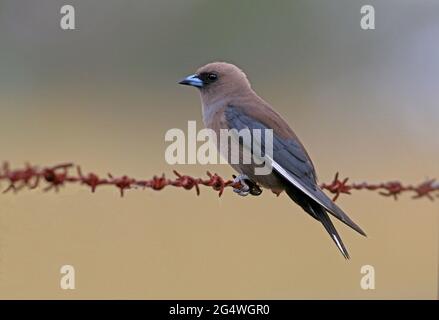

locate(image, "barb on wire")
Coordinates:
0 162 438 201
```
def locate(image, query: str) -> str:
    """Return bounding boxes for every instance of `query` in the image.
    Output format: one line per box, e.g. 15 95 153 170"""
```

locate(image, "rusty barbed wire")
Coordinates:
0 162 438 201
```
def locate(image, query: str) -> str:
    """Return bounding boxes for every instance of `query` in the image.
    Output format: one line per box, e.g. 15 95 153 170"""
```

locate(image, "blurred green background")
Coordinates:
0 0 438 299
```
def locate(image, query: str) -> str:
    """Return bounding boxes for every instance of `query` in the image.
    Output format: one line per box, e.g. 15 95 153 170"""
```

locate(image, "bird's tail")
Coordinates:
312 204 350 259
285 187 350 259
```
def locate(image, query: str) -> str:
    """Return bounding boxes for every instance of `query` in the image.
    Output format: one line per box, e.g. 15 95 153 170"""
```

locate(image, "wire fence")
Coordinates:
0 162 438 201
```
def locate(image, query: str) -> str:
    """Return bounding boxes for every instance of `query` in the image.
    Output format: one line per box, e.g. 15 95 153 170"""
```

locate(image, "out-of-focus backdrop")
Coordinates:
0 0 438 299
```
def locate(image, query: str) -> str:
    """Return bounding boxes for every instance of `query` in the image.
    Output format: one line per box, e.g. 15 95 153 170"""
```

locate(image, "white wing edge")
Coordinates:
265 155 334 214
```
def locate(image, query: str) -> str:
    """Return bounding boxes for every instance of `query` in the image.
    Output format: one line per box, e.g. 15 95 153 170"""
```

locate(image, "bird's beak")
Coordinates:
178 74 204 88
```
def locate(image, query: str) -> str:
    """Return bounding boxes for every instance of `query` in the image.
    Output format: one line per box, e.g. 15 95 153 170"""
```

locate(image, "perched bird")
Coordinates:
179 62 366 259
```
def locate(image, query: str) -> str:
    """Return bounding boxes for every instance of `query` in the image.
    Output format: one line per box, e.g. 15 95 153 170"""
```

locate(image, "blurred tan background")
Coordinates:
0 0 438 299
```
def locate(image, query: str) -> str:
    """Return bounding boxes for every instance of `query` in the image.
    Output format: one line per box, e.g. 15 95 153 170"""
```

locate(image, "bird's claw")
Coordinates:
232 174 262 197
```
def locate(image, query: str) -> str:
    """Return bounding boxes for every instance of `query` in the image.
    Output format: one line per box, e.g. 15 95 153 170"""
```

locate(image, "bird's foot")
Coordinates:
232 174 263 197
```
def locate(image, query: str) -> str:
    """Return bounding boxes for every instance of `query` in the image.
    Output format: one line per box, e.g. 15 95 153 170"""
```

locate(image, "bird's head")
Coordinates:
179 62 252 100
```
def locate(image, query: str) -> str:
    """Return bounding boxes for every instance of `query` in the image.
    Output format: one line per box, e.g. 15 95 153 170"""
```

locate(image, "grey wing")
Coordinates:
225 105 366 236
224 106 317 190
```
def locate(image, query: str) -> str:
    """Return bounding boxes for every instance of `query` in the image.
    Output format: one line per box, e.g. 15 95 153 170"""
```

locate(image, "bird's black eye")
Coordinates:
207 73 218 82
198 72 219 85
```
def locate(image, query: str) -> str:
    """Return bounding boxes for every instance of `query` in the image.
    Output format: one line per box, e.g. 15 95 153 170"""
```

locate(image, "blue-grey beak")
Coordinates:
178 74 204 88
